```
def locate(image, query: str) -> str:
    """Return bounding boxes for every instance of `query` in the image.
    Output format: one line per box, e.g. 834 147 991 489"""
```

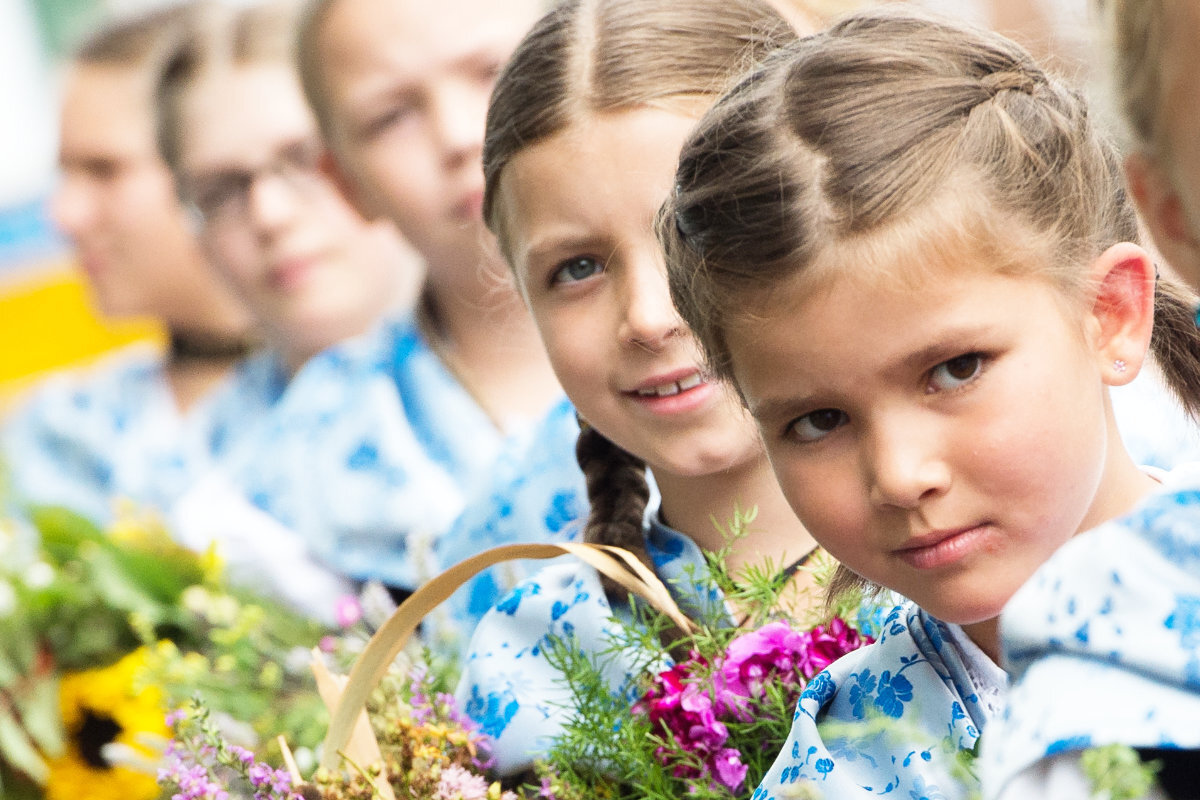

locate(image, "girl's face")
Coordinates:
178 64 400 369
314 0 542 281
499 108 764 478
725 254 1144 637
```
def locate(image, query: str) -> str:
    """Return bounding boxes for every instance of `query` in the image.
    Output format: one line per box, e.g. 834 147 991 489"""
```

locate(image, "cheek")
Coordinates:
767 447 863 547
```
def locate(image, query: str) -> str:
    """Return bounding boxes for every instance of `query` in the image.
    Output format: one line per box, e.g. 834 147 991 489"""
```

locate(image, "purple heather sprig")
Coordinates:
160 700 305 800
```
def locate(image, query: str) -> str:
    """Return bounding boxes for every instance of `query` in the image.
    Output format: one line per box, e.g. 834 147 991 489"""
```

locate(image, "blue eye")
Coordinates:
551 256 604 285
929 353 984 392
787 408 848 443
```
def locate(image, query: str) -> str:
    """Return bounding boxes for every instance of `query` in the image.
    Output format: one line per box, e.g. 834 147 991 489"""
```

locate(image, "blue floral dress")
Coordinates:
454 514 722 775
1 345 213 523
752 603 1005 800
980 463 1200 799
198 315 585 650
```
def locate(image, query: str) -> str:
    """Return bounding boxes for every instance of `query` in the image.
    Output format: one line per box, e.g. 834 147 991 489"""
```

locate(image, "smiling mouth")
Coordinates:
634 372 704 398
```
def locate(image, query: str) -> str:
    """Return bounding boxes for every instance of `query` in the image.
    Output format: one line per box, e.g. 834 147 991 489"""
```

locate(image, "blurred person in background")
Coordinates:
1 1 256 525
153 0 426 621
272 0 587 652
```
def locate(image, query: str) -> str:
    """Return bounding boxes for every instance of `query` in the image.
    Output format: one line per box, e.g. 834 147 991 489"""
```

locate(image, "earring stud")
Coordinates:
1113 359 1127 373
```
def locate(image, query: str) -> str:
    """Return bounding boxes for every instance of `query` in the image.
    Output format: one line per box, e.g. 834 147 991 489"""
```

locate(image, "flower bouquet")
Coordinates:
0 503 332 800
534 524 877 800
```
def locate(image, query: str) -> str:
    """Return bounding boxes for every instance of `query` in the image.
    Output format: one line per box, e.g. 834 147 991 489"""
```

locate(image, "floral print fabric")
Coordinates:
752 603 1001 800
200 315 585 650
455 515 720 776
1 345 210 523
981 463 1200 798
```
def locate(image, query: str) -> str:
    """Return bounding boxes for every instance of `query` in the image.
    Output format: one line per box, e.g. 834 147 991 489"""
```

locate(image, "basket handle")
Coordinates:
319 541 696 771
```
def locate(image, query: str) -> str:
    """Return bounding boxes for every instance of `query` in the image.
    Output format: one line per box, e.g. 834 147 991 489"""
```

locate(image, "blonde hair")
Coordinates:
156 0 302 176
482 0 798 584
662 7 1200 602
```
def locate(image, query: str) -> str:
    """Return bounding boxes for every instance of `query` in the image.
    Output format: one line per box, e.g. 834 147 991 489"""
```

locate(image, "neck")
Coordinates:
420 279 561 430
654 454 821 607
164 329 250 411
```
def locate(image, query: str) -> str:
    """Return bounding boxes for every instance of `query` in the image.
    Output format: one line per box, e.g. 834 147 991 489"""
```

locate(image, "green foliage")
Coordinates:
1080 744 1163 800
534 507 850 800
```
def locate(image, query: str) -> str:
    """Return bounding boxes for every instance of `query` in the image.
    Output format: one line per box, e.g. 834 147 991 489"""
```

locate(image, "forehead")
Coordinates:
179 64 316 171
60 64 155 160
316 0 542 100
500 110 700 259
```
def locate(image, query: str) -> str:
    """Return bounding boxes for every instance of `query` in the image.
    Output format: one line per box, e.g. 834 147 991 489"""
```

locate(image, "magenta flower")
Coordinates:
634 617 873 794
334 595 363 628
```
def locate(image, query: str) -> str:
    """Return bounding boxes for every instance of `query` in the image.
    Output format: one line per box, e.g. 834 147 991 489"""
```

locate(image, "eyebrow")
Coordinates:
744 322 995 424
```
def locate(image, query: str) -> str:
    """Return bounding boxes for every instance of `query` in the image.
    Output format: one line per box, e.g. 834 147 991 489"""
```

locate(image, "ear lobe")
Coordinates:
1087 241 1156 386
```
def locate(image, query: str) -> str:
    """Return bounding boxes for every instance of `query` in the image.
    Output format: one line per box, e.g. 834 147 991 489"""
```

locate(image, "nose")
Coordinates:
245 172 300 238
865 413 951 509
618 251 685 352
431 81 484 170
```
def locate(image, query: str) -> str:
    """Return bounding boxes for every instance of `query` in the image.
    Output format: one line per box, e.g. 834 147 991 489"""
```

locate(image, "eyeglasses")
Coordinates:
184 138 325 229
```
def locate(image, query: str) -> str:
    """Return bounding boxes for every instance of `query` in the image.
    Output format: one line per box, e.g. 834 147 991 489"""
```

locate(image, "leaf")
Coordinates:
12 676 64 758
0 709 48 784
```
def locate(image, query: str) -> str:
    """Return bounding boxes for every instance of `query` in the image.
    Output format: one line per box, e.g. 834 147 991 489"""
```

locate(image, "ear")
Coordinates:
1125 152 1200 286
1085 241 1156 386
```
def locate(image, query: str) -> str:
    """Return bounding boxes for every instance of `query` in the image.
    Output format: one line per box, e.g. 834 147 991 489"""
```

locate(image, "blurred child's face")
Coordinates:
313 0 542 280
178 64 399 369
725 253 1141 643
52 65 217 323
1127 0 1200 291
500 108 765 479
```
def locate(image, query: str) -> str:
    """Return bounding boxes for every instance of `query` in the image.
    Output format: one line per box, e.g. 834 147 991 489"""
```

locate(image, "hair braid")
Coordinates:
1150 278 1200 418
574 423 655 603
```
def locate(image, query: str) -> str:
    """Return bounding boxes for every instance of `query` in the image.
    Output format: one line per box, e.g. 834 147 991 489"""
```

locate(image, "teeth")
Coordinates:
636 372 704 398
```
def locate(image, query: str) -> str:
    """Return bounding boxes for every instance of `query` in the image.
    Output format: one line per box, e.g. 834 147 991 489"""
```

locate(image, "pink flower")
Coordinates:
334 595 363 629
434 764 490 800
712 747 749 793
633 617 873 792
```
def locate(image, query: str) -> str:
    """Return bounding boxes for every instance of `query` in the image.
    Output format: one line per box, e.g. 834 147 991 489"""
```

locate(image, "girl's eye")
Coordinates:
786 408 848 443
929 353 984 392
550 256 604 286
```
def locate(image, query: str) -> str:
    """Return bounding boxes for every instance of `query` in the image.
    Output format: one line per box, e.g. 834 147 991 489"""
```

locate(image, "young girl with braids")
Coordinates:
452 0 846 777
659 8 1200 799
980 3 1200 798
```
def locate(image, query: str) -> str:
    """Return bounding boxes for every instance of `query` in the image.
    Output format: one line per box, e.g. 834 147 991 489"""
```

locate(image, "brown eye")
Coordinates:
930 353 984 392
787 408 848 443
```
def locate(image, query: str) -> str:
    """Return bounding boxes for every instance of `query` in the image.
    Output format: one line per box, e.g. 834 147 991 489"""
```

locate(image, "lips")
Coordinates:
895 524 990 570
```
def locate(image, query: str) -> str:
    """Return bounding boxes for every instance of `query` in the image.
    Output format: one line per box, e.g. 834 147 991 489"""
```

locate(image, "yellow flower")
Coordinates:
45 648 168 800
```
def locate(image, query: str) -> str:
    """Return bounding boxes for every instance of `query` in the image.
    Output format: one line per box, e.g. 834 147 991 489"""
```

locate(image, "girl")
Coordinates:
979 3 1200 797
659 8 1200 799
2 2 254 525
267 0 591 649
154 0 428 622
452 0 843 778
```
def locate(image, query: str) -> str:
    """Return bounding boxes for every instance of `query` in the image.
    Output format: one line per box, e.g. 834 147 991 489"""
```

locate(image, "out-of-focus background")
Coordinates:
0 0 1097 402
0 0 171 403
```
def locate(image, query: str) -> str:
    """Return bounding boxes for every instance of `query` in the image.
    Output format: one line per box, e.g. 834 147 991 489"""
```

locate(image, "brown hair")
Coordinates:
156 0 302 177
662 7 1200 602
481 0 799 592
74 1 213 71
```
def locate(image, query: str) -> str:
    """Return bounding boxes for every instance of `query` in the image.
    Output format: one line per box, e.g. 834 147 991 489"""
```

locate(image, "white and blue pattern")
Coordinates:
981 463 1200 798
1 345 214 523
199 315 585 650
753 603 1001 800
455 515 721 776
